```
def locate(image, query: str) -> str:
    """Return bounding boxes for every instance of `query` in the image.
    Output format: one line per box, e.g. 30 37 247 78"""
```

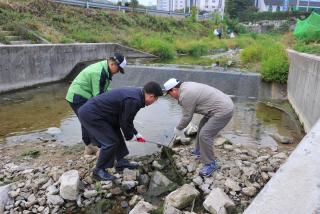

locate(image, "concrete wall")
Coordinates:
112 65 275 99
244 118 320 214
287 49 320 132
0 43 155 93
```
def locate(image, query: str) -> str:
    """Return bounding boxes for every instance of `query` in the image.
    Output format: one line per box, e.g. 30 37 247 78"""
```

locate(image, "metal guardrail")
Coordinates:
51 0 194 17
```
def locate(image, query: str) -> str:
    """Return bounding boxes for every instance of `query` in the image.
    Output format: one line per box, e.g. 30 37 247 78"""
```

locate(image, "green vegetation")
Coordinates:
21 149 40 158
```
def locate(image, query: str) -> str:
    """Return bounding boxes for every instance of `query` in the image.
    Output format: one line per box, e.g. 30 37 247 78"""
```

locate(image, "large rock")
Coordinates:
165 184 200 209
271 133 293 144
203 188 235 214
59 170 80 200
147 171 177 197
164 204 183 214
47 195 64 205
123 169 137 181
0 184 13 213
129 200 157 214
224 178 241 192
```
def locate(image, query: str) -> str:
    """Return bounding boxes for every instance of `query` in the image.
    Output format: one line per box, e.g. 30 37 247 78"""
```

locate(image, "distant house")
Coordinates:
255 0 320 12
157 0 225 12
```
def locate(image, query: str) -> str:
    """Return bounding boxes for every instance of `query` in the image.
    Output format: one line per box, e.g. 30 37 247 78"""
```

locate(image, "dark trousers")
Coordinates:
68 95 91 145
78 110 129 169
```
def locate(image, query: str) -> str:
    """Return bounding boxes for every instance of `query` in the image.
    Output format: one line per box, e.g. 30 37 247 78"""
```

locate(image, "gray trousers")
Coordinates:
195 111 233 164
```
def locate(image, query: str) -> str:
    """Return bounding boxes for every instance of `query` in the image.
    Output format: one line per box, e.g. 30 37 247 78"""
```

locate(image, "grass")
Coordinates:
21 149 40 158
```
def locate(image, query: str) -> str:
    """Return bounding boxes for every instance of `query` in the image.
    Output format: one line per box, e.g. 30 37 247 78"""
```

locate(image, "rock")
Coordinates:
129 195 141 207
139 174 150 185
271 133 293 144
242 186 257 197
110 187 122 195
0 184 13 213
129 200 157 214
214 137 228 146
186 163 196 173
101 181 113 190
273 152 287 159
43 207 50 214
256 155 270 163
121 201 129 208
192 176 203 186
137 185 147 194
224 178 241 192
152 161 165 170
164 204 183 214
47 195 64 205
261 166 274 172
46 127 61 135
83 190 98 198
184 123 198 136
122 181 138 190
223 144 233 150
123 169 137 181
200 183 211 195
203 188 235 214
47 185 59 195
59 170 80 200
229 168 241 178
8 190 19 198
165 184 200 209
148 171 177 197
37 206 45 212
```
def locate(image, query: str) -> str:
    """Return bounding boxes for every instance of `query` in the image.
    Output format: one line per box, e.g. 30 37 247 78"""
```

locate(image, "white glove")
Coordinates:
135 133 143 139
174 127 185 138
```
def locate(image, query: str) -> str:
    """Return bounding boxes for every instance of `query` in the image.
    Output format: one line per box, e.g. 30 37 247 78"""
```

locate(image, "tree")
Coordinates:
131 0 139 11
225 0 256 19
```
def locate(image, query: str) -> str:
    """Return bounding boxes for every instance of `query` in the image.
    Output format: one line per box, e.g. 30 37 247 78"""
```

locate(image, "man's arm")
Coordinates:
176 96 197 130
119 98 141 140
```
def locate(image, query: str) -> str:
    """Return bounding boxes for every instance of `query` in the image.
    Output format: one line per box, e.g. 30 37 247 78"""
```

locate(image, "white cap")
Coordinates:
164 78 180 92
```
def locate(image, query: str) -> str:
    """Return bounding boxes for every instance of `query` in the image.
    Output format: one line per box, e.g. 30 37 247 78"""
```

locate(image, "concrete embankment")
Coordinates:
0 43 154 93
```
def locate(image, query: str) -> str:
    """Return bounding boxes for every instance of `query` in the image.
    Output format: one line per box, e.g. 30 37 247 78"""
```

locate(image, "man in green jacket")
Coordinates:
66 53 127 155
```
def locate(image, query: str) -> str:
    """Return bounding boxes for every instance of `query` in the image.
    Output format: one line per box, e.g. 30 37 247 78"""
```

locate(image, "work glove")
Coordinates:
174 127 185 138
135 133 145 143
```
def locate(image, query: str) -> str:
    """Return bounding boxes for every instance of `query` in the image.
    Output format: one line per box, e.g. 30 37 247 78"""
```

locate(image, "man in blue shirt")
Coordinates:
78 82 163 181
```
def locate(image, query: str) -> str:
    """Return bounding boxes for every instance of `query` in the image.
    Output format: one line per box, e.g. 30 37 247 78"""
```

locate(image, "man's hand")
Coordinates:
129 133 145 143
174 127 185 138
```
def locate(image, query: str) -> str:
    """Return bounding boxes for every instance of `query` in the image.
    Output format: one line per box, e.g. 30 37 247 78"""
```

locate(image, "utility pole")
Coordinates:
307 0 310 11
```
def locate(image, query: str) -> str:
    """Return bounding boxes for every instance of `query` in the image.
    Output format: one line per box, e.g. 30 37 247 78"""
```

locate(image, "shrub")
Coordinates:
144 38 175 59
261 48 289 83
241 44 263 63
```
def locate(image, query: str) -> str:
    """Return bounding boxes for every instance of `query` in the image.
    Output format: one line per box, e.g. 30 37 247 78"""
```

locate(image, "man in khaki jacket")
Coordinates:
164 78 234 177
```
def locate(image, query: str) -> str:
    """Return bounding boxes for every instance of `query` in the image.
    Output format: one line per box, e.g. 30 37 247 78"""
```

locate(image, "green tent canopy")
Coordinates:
294 12 320 42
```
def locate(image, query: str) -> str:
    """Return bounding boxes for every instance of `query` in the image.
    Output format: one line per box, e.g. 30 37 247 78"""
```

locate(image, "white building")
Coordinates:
157 0 170 10
255 0 320 12
197 0 224 12
157 0 225 12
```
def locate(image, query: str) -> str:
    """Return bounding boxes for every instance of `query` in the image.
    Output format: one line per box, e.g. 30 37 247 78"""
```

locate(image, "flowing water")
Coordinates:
0 82 304 155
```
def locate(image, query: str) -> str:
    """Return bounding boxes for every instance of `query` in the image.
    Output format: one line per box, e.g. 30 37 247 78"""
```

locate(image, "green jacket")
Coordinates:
66 60 111 103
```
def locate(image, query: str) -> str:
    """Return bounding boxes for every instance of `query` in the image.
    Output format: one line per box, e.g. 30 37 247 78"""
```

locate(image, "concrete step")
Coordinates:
5 35 21 41
0 31 15 36
9 40 32 45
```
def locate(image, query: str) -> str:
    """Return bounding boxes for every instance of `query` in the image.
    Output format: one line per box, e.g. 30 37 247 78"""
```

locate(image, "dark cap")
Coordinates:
113 53 127 73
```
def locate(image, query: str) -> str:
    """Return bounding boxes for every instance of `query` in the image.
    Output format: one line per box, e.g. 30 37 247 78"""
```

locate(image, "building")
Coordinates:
156 0 225 12
255 0 320 12
197 0 224 12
